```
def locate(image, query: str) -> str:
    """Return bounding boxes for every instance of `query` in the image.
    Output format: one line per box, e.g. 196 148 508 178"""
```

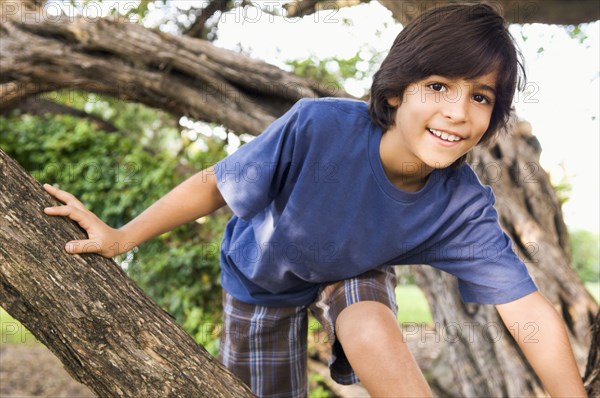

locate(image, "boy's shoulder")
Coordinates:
447 163 495 206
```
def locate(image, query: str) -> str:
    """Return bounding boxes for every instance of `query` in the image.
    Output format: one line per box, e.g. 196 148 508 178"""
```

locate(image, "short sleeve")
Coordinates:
419 187 537 304
214 100 305 221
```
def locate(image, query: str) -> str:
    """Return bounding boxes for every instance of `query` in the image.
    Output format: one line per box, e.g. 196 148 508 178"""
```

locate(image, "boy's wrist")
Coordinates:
116 225 141 255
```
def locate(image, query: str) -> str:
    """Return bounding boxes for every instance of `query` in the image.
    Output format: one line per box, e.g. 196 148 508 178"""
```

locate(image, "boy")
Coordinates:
44 3 587 397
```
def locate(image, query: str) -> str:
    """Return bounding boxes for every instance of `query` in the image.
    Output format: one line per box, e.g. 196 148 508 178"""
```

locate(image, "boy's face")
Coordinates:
384 72 497 174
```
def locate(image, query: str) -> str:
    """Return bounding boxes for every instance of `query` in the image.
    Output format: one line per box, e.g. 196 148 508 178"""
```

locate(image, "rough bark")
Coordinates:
410 122 598 397
0 149 254 397
472 122 596 355
0 5 348 135
584 310 600 396
286 0 600 25
412 268 547 397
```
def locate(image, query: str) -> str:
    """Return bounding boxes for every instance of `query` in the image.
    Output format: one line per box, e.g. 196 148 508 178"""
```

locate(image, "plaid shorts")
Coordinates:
218 266 398 398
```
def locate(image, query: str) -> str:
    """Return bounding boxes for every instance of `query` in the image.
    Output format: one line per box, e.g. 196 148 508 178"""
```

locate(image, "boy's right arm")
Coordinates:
44 166 226 257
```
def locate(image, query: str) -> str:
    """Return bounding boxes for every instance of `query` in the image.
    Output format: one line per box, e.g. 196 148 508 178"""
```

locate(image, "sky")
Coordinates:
208 2 599 233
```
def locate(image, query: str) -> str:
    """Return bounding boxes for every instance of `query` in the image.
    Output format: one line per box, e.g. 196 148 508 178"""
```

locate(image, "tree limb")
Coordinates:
285 0 600 25
185 0 232 40
0 9 349 136
0 149 255 397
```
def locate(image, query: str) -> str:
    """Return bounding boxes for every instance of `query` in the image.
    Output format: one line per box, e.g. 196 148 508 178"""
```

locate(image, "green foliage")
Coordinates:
566 24 588 44
550 169 598 285
122 0 152 21
286 48 382 96
553 181 572 206
0 96 229 355
548 163 573 206
308 373 332 398
287 54 363 84
569 229 600 283
47 90 181 151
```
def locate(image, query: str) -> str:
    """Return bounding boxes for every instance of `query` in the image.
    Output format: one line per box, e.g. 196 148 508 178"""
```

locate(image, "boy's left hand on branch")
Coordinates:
43 184 133 257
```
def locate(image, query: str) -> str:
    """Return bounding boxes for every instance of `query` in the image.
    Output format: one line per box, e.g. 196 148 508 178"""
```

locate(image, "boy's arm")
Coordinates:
119 167 225 248
496 291 587 397
44 166 226 257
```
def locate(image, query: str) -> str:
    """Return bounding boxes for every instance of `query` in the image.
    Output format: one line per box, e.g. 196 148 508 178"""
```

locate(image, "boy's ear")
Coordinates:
387 97 401 107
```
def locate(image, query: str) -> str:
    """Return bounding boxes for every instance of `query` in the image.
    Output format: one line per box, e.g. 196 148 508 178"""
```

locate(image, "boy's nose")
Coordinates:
441 95 468 122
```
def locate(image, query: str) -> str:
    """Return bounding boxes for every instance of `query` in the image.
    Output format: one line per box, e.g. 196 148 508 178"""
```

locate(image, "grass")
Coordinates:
0 308 40 345
396 284 433 325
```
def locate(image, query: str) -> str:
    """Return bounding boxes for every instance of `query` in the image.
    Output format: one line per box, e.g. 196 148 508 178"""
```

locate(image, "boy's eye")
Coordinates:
473 94 490 104
428 83 446 92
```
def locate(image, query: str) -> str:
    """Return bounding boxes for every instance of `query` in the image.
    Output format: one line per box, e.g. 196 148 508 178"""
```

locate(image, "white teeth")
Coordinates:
428 128 462 142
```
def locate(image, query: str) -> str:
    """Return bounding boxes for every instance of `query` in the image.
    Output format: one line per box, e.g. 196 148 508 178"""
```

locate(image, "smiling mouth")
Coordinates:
427 128 463 142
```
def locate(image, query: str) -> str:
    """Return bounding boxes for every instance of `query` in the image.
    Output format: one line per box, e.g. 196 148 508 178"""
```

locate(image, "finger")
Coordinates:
65 240 103 255
44 184 85 209
43 184 85 210
43 205 93 231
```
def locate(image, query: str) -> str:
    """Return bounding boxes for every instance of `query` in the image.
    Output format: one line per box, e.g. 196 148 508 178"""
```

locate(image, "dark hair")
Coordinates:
369 3 526 169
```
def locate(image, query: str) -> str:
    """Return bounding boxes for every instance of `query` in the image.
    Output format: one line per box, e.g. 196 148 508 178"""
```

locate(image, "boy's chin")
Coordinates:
422 159 455 170
421 151 469 169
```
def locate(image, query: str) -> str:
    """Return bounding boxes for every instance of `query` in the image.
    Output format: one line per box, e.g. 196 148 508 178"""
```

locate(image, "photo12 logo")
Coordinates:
1 1 141 23
1 318 38 344
401 321 539 344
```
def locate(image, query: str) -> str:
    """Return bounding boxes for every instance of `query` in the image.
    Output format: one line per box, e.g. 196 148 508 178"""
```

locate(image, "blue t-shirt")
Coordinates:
214 98 537 307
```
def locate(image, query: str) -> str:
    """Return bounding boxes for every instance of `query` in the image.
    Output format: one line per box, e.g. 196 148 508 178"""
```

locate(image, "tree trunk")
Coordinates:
286 0 600 25
0 149 254 397
411 122 598 397
584 310 600 396
412 268 548 397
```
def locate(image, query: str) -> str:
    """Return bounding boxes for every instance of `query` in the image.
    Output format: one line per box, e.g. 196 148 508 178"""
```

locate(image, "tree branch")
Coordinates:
285 0 600 25
0 149 255 397
0 10 349 136
284 0 368 18
185 0 231 40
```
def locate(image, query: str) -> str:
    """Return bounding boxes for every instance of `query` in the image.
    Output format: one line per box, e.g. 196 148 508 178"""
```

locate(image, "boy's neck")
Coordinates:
379 134 435 193
381 164 432 193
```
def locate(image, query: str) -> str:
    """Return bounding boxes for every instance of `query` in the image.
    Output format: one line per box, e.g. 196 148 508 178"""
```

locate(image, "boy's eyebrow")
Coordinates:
471 83 497 97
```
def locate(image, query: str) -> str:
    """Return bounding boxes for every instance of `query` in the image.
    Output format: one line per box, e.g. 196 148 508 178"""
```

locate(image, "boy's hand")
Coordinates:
43 184 133 258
